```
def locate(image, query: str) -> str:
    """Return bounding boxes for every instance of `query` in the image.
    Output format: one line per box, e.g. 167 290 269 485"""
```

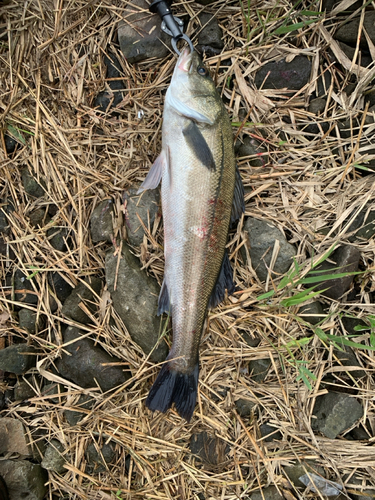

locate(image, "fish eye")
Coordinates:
197 66 208 76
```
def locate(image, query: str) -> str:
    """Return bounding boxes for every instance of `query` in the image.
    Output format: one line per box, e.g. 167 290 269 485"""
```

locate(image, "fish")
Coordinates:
138 48 244 421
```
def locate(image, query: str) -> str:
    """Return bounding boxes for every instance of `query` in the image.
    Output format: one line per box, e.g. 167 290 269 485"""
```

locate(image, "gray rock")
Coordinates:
298 301 325 325
29 208 50 228
249 358 271 382
260 423 282 442
64 394 94 425
236 137 268 167
86 442 115 472
244 217 297 282
0 460 47 500
0 418 30 456
190 432 229 468
18 308 42 334
14 380 35 401
308 97 326 115
312 245 360 300
48 272 73 304
312 392 363 439
197 13 224 56
56 326 131 391
41 439 66 474
62 276 102 324
14 269 38 305
335 12 375 49
123 187 160 246
90 199 114 243
235 398 256 418
254 56 311 92
0 344 36 375
284 460 325 488
347 204 375 242
250 486 284 500
105 244 167 363
333 346 365 378
47 227 68 251
118 0 172 64
21 169 46 198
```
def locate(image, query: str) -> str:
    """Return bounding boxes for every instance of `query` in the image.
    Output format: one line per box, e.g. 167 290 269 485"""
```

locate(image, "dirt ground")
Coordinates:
0 0 375 499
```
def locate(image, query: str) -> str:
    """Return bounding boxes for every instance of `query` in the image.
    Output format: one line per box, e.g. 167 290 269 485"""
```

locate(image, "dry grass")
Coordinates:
0 0 375 499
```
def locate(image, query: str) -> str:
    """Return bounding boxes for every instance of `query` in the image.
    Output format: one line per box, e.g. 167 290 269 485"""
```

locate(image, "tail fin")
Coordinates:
146 362 199 421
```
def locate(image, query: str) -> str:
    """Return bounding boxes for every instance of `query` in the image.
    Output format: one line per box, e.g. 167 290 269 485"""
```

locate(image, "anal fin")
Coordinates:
137 151 165 194
157 279 171 316
208 252 235 309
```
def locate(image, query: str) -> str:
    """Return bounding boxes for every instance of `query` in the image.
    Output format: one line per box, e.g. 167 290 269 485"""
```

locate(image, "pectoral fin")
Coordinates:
208 252 235 309
230 164 245 224
183 122 216 171
137 152 165 194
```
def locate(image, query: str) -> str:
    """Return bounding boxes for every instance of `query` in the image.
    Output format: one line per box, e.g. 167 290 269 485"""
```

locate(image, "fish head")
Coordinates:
166 49 222 125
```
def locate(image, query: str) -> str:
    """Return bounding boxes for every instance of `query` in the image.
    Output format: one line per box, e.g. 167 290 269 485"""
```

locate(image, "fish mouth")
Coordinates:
177 47 193 72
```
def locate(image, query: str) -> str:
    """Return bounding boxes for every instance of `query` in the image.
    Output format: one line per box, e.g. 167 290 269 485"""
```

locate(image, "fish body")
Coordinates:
139 49 244 421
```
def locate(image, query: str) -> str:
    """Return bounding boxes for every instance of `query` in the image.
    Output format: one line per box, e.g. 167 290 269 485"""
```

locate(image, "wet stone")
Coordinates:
118 0 171 64
95 52 124 114
123 187 160 246
250 486 284 500
18 308 42 334
0 418 30 456
48 272 73 304
254 56 311 92
14 269 39 305
56 326 131 392
105 243 167 363
259 423 282 442
64 394 94 425
197 13 224 57
190 432 230 468
312 245 360 300
21 169 46 198
284 461 325 488
236 137 268 167
335 11 375 49
0 460 47 500
86 442 115 473
90 199 114 243
41 439 66 474
0 344 36 375
244 217 297 282
14 380 35 401
298 301 325 325
235 398 256 418
312 392 363 439
62 276 102 324
249 358 271 382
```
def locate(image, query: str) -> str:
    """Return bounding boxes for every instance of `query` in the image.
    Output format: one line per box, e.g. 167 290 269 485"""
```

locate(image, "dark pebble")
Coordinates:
21 169 46 198
259 423 282 442
335 12 375 49
48 272 73 304
90 199 114 243
94 52 124 114
86 442 115 472
197 13 224 55
47 227 69 251
333 346 365 378
0 344 37 375
346 203 375 242
308 97 326 115
64 394 94 425
298 301 325 325
18 308 42 334
14 269 39 305
4 134 18 155
236 136 268 167
0 460 47 500
41 439 66 474
249 358 271 383
14 380 35 401
235 398 256 418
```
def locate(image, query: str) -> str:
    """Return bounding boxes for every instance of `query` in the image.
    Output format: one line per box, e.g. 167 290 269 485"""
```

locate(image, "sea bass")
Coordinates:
138 48 244 421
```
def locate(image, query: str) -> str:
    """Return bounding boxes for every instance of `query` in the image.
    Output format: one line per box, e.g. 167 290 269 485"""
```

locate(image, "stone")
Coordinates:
239 332 260 348
244 217 297 282
18 309 42 334
4 134 18 155
0 460 47 500
298 301 325 325
312 245 360 300
249 358 271 382
29 208 50 228
312 392 363 439
62 276 102 324
0 199 14 234
236 137 268 167
14 380 35 401
344 475 375 500
0 344 36 375
0 474 9 500
94 52 124 114
90 199 114 243
105 243 167 363
333 346 365 378
316 72 332 97
190 432 229 468
55 326 131 391
86 442 115 472
14 269 39 305
342 316 368 336
118 0 172 64
235 398 256 418
337 42 372 68
346 203 375 242
250 486 284 500
284 461 325 488
41 439 66 474
21 169 46 198
64 394 94 425
0 418 30 456
48 272 73 304
197 13 224 57
335 12 375 49
47 227 68 251
254 56 311 92
41 383 63 404
337 116 361 139
259 423 282 442
322 0 363 11
123 187 160 246
308 97 326 115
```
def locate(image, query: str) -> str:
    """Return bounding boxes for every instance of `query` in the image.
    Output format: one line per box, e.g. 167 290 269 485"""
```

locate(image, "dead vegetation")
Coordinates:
0 0 375 499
